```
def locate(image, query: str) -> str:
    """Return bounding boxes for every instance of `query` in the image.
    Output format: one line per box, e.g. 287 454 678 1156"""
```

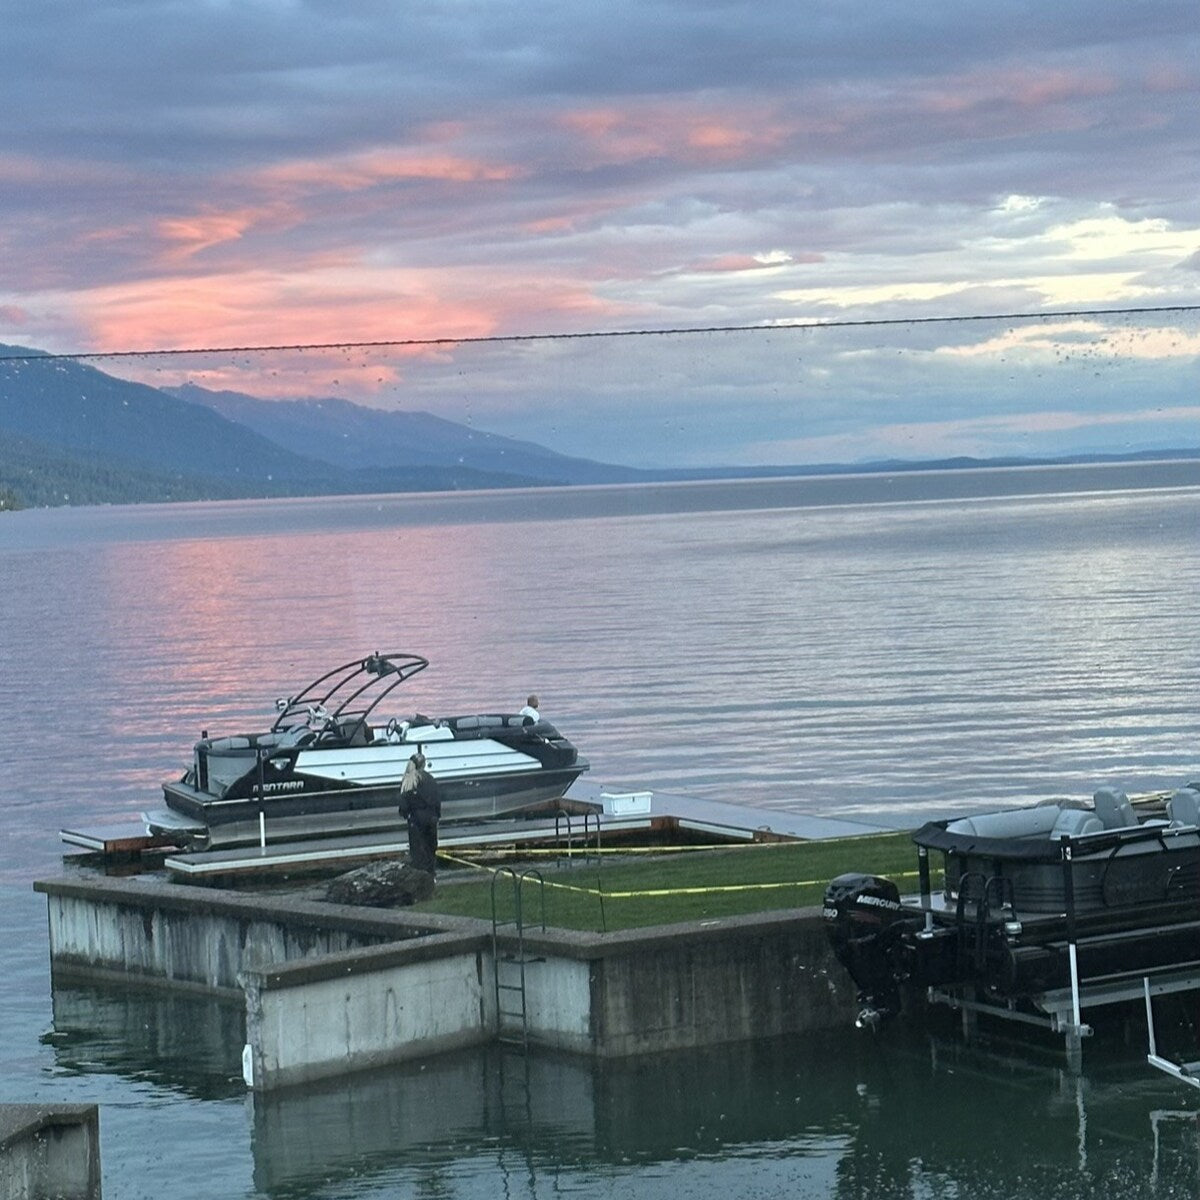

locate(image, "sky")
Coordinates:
1 0 1199 467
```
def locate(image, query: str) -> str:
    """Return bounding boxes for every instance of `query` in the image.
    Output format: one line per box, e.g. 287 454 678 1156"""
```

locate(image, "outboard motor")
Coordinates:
823 873 910 1028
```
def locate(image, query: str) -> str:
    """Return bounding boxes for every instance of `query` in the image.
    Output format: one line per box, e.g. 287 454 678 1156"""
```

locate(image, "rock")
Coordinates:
323 859 435 907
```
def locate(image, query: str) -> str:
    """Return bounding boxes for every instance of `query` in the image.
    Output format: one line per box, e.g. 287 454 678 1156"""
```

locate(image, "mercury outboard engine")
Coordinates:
823 873 912 1028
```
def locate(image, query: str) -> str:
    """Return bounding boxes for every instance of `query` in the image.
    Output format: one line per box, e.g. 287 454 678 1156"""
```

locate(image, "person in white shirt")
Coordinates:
519 694 540 724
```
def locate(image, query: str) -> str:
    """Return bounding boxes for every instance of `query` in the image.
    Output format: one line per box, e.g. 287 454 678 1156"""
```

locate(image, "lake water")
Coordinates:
2 461 1200 1198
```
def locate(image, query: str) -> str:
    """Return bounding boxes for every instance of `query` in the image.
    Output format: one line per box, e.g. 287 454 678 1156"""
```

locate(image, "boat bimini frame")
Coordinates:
268 652 430 748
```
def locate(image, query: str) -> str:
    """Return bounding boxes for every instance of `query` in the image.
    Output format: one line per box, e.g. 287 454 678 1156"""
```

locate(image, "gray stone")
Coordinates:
323 860 435 908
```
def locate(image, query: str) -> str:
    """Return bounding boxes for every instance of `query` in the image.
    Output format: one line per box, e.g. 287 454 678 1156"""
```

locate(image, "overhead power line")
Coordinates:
1 303 1198 363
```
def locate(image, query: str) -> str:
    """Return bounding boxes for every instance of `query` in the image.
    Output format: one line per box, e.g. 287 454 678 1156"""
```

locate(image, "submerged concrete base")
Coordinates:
0 1105 101 1200
35 875 855 1091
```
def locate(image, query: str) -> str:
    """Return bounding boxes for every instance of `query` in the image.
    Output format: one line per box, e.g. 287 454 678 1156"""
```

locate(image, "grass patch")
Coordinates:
412 832 926 932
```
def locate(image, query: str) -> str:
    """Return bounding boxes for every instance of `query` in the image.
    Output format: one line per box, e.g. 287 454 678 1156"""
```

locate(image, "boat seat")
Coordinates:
336 718 372 746
1167 788 1200 828
1050 807 1104 837
1093 787 1138 829
277 725 314 748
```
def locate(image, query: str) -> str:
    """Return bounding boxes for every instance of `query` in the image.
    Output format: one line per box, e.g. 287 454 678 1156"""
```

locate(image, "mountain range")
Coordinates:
0 344 651 508
165 383 649 485
2 342 1198 510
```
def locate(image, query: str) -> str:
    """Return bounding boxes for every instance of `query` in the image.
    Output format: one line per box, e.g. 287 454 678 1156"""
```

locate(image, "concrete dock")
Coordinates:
0 1104 101 1200
34 872 856 1092
39 791 888 1091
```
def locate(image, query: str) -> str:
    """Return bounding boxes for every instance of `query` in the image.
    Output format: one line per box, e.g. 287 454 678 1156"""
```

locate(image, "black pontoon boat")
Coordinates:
824 785 1200 1034
148 652 589 848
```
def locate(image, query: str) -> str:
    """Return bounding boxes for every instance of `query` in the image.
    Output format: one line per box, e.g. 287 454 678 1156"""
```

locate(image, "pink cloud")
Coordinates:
523 214 576 235
914 63 1119 119
0 155 44 184
82 263 636 401
519 190 654 237
155 208 274 260
67 249 635 366
558 100 793 166
253 148 523 193
685 123 761 156
80 271 488 349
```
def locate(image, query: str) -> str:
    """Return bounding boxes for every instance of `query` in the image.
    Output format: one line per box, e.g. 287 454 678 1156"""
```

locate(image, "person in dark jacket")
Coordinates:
399 750 441 876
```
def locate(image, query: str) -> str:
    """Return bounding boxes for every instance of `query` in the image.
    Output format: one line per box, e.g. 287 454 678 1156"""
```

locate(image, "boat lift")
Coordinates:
1145 976 1200 1089
908 831 1200 1077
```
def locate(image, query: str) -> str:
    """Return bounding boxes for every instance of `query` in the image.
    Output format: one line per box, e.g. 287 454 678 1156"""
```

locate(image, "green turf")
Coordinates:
410 832 931 932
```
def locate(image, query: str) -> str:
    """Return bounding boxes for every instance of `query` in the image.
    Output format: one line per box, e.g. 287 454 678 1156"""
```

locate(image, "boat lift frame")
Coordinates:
911 833 1200 1067
1145 975 1200 1088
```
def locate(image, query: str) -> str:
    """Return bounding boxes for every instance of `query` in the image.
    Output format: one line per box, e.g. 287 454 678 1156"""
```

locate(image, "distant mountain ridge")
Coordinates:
2 342 1199 510
167 383 650 485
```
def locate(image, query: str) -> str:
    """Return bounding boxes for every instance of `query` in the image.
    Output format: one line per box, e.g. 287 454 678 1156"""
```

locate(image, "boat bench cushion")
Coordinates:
207 736 251 752
455 715 509 730
947 807 1061 839
946 805 1105 840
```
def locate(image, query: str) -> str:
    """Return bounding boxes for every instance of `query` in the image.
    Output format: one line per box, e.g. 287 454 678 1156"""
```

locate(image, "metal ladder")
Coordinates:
490 866 546 1047
554 806 601 865
554 805 608 931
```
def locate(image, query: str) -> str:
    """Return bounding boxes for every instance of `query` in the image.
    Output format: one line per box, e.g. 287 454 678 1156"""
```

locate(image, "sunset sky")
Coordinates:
2 1 1198 467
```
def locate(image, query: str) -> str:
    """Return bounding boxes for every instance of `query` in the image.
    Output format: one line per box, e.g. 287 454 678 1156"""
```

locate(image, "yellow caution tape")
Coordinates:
600 869 923 900
436 852 925 901
446 841 798 857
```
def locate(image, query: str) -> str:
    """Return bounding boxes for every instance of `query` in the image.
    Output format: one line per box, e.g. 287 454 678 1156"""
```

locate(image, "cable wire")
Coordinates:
1 303 1198 363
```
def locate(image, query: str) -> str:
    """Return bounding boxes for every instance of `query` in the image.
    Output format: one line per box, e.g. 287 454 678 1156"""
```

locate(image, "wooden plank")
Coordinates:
60 827 181 854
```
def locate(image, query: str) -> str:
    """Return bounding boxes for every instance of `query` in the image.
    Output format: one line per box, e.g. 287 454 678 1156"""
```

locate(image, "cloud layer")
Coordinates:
1 1 1198 465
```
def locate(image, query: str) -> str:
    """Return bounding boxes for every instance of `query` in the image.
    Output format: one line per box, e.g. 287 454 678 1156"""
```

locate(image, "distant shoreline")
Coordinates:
5 457 1199 552
4 448 1199 516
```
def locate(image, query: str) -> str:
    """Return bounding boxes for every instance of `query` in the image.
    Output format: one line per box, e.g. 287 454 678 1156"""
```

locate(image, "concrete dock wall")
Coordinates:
35 876 441 997
499 953 593 1050
588 913 847 1056
35 875 856 1092
501 911 850 1057
241 911 851 1086
0 1104 101 1200
242 933 491 1089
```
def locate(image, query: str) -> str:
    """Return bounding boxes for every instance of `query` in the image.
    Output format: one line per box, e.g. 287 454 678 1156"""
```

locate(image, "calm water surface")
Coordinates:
2 462 1200 1198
